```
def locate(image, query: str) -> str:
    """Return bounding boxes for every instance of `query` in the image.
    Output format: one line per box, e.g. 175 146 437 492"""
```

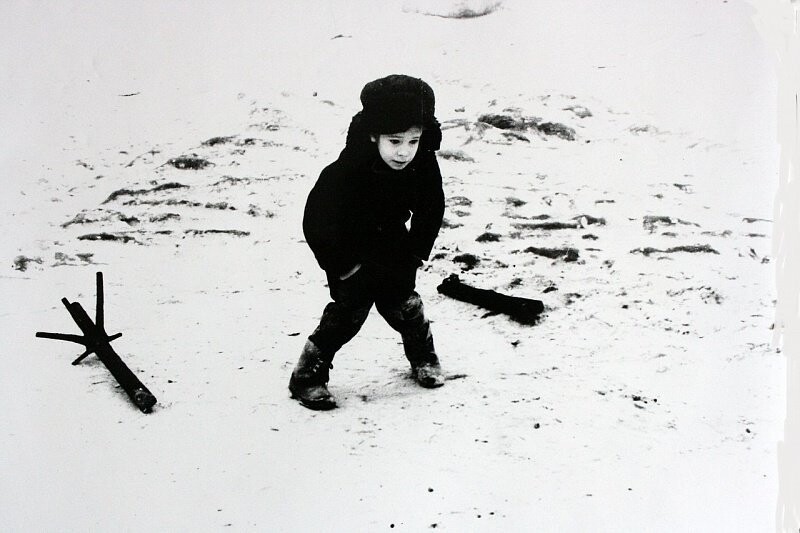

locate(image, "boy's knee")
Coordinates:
319 301 370 329
398 292 424 320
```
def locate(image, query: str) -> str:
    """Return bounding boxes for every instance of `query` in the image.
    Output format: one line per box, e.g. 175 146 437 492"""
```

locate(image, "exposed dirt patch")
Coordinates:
438 149 475 162
575 215 606 226
103 182 189 204
149 213 181 223
629 124 660 135
53 252 95 267
202 136 236 146
61 212 99 227
476 232 502 242
563 105 592 118
409 1 504 19
501 131 530 142
701 230 732 237
126 199 202 208
642 215 699 233
77 232 141 244
453 253 481 270
246 204 275 218
204 202 236 211
478 113 539 130
667 286 724 304
447 196 473 207
12 255 43 271
513 221 579 231
631 244 719 256
524 247 580 261
212 176 252 188
166 156 213 170
184 229 251 237
441 218 463 229
537 122 576 140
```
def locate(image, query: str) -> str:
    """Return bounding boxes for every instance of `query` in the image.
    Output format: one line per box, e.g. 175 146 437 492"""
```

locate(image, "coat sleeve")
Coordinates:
302 164 361 277
408 153 445 261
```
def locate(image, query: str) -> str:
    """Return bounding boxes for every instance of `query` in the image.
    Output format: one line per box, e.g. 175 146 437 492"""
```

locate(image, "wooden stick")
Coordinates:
96 272 104 331
64 301 156 413
35 272 156 413
71 347 96 366
35 332 87 345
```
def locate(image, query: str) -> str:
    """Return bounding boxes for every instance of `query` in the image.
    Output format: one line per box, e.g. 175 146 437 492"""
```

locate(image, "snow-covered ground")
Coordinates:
1 1 791 530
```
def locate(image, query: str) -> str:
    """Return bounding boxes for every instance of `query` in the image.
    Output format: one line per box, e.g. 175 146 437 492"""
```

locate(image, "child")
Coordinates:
290 74 446 410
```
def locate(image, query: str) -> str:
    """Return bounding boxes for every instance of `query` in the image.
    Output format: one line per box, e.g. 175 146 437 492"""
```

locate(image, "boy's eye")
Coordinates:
389 139 401 145
409 139 419 145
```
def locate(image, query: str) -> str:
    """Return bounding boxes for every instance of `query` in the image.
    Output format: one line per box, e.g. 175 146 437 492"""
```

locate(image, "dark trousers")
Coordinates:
307 262 437 365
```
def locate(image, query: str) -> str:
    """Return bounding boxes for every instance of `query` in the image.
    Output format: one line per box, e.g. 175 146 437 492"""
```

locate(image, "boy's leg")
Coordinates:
289 269 374 410
309 265 375 355
375 291 445 388
307 300 372 356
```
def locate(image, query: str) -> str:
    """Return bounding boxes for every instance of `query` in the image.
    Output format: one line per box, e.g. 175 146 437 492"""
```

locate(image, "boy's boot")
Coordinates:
405 333 445 388
289 340 337 410
377 292 445 388
399 301 444 388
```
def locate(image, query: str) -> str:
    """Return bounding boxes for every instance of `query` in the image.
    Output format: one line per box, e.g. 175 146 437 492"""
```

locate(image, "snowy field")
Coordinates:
1 1 794 531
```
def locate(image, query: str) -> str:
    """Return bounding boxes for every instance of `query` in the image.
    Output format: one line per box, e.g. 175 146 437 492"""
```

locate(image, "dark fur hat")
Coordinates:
341 75 441 162
359 74 436 134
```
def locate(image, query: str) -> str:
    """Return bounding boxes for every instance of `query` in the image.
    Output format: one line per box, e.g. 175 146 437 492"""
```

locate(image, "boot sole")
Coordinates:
416 378 445 389
412 368 446 389
289 390 337 411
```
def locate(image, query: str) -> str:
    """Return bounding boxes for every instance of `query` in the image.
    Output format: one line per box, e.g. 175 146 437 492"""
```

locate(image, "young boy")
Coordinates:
290 74 446 410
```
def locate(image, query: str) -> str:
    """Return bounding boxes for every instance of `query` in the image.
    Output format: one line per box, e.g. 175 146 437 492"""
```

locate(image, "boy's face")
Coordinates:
370 126 422 171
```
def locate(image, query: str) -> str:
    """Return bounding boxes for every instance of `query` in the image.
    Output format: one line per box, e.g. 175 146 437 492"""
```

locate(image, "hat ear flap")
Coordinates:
340 112 378 162
421 119 442 152
346 112 368 146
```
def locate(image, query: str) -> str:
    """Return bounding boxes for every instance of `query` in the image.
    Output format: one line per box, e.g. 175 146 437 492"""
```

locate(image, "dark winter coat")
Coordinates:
303 113 445 279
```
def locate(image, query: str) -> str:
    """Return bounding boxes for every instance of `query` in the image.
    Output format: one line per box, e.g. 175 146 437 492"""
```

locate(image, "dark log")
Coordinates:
437 274 544 325
35 272 157 413
64 300 156 413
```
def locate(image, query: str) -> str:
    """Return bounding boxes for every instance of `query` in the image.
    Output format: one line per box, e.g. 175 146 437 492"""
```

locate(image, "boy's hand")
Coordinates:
338 263 362 280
